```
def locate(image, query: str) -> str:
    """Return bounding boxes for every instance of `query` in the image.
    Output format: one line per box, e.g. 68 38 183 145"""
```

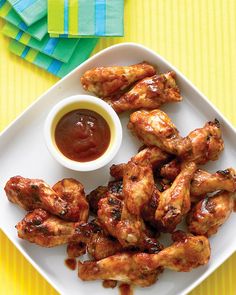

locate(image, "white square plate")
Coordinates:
0 43 236 295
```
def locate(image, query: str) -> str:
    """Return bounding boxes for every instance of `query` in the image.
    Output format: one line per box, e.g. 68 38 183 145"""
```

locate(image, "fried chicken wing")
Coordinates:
80 62 156 98
123 159 154 215
110 146 170 180
78 231 210 286
185 119 224 164
78 252 162 287
5 176 88 222
16 208 76 247
160 120 224 180
190 168 236 199
98 194 162 252
52 178 88 221
155 162 197 232
128 109 191 156
17 210 123 259
104 72 182 113
187 191 235 237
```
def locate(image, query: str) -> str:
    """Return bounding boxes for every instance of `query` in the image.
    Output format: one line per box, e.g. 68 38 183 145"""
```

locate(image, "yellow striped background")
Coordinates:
0 0 236 294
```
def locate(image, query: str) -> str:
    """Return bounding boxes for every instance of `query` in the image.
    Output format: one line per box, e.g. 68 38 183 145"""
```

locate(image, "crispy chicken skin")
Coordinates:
128 109 191 156
52 178 89 222
80 62 156 98
190 168 236 199
187 191 235 237
16 208 76 247
105 71 182 113
5 176 88 222
123 159 154 215
78 231 210 286
155 162 197 232
97 194 163 253
110 146 170 180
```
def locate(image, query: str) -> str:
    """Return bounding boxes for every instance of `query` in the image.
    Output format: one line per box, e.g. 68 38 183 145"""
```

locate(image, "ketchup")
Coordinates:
55 109 111 162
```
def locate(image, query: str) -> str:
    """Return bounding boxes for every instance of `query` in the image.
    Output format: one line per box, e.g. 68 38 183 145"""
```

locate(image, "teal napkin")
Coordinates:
7 0 47 26
2 22 79 62
9 38 98 77
0 0 47 40
48 0 124 38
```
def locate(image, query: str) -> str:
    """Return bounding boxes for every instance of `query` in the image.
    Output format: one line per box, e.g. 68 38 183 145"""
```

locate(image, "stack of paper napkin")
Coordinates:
0 0 124 77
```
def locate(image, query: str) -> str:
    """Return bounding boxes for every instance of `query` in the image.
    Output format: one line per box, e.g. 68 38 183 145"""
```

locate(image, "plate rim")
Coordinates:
1 42 236 295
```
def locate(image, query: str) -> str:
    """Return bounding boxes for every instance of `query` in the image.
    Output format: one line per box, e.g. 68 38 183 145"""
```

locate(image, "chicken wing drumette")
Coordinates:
160 119 224 180
110 146 170 180
16 208 76 247
104 71 182 113
80 62 156 98
190 168 236 200
78 231 210 286
128 109 191 156
187 191 235 237
161 166 236 200
16 209 123 259
123 159 154 215
155 162 197 232
5 176 89 222
98 194 162 253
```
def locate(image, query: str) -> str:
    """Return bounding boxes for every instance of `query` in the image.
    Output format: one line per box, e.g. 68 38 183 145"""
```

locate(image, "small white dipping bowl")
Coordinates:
44 95 122 171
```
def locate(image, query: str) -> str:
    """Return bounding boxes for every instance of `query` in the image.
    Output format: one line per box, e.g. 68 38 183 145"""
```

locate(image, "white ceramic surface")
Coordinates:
44 95 122 171
0 43 235 295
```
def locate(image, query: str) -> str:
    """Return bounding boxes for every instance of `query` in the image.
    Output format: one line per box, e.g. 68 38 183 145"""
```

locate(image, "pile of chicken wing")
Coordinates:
5 62 236 290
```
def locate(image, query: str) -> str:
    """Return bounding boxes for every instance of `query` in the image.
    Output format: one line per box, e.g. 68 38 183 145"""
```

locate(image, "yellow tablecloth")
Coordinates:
0 0 236 294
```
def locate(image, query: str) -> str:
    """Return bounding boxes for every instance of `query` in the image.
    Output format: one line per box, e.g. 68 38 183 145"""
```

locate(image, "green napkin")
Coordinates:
9 38 98 77
48 0 124 38
2 22 80 62
7 0 47 26
0 0 47 41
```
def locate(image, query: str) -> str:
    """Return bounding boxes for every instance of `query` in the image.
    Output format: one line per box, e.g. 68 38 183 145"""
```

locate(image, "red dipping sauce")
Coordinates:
55 109 111 162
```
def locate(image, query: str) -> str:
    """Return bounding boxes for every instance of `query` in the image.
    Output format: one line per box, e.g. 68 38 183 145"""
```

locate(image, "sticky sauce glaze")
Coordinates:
65 258 77 270
55 109 111 162
119 283 133 295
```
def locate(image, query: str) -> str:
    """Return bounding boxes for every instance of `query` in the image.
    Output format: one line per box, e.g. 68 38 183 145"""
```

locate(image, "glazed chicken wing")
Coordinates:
160 120 224 180
187 191 235 237
16 208 76 247
78 231 210 286
128 109 191 156
98 194 162 253
190 168 236 200
155 162 197 232
123 159 154 215
110 146 170 180
184 119 224 164
5 176 88 222
17 210 122 259
80 62 156 98
105 71 182 113
52 178 89 221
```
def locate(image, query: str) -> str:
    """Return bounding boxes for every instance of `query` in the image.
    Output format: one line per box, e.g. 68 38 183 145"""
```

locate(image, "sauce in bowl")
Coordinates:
55 109 111 162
